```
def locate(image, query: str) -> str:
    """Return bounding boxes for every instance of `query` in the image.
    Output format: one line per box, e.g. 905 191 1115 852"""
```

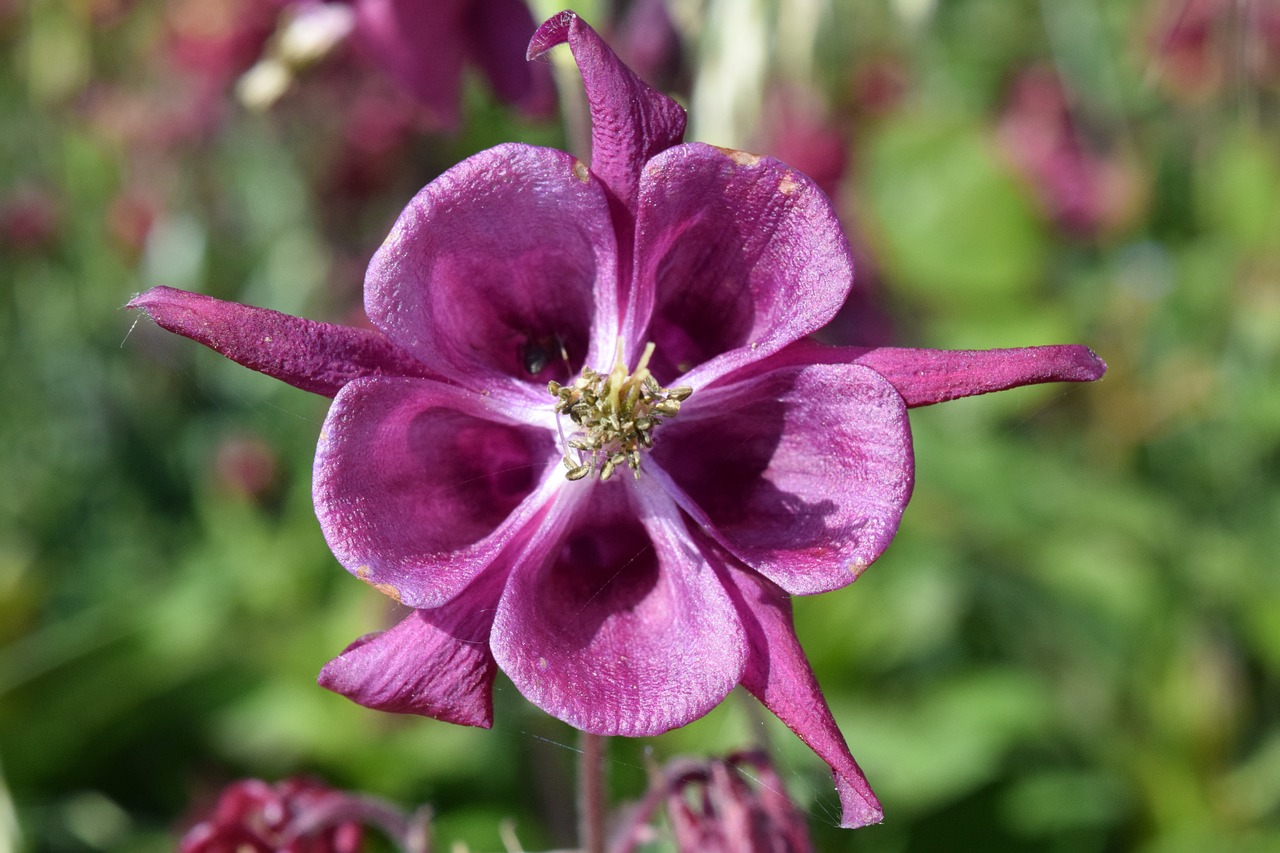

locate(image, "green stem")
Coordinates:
578 731 608 853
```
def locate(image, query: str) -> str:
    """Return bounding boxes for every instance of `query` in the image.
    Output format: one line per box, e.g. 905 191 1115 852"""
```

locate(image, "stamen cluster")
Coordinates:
548 342 692 481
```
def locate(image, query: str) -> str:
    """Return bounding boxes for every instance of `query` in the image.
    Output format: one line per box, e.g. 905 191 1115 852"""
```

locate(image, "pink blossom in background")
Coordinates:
212 434 281 501
164 0 282 88
756 85 849 204
605 0 687 94
663 751 813 853
1146 0 1280 101
180 778 364 853
191 0 556 127
132 11 1106 829
611 749 813 852
0 185 60 254
181 776 429 852
998 66 1144 238
346 0 556 126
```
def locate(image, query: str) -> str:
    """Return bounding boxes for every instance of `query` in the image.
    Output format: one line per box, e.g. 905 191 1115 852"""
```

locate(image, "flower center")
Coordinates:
548 341 691 481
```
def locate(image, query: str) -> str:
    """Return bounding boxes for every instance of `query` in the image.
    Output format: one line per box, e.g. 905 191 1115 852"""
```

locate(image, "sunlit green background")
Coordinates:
3 0 1279 850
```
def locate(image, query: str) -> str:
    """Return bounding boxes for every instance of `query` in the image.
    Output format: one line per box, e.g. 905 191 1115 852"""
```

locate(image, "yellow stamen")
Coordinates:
548 340 691 482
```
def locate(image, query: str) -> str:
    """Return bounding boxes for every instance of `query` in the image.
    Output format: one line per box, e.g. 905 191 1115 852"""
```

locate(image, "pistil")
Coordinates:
548 342 691 481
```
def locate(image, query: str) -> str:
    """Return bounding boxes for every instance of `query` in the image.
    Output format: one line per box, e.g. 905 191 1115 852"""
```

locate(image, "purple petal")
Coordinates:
317 572 505 727
364 143 620 401
653 363 912 595
313 376 558 609
127 286 433 397
630 144 853 385
465 0 556 117
353 0 468 126
490 480 747 736
723 565 883 829
528 11 686 217
761 340 1107 407
848 344 1107 406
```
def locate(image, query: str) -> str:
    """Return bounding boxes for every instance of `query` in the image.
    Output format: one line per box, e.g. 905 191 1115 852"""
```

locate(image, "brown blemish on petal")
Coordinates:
714 146 762 167
572 160 590 183
354 565 371 579
372 581 403 604
778 173 799 195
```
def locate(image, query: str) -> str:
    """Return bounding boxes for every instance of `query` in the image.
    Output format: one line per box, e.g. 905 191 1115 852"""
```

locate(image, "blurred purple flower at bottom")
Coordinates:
181 778 363 853
664 751 813 853
609 749 813 852
181 777 429 853
131 11 1106 829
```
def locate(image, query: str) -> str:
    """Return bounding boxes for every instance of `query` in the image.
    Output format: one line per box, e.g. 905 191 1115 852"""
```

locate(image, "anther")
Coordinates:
549 341 692 482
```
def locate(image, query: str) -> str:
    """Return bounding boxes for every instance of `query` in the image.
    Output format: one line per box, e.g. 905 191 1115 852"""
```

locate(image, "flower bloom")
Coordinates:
180 776 428 852
243 0 556 124
631 750 814 853
131 11 1106 828
1145 0 1280 103
180 778 361 853
997 66 1142 238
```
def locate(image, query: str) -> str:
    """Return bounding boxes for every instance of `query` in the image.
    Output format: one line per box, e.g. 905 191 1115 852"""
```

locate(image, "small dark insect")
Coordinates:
522 340 551 375
521 334 571 376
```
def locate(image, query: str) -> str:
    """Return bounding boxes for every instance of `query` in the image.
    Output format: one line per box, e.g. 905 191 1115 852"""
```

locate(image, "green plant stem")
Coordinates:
578 732 607 853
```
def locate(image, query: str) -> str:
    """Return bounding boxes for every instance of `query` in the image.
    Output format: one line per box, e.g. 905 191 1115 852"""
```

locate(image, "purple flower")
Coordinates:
180 776 429 852
997 66 1143 238
180 777 361 853
130 11 1106 828
347 0 555 125
614 750 814 853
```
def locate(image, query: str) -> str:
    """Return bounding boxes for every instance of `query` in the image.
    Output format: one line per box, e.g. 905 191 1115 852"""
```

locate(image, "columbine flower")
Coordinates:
240 0 556 124
180 776 429 852
349 0 556 124
1144 0 1280 102
997 66 1143 238
613 750 814 853
130 11 1106 828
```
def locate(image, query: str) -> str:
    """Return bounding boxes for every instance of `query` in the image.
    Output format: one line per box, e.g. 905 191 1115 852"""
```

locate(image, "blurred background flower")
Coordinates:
2 0 1279 851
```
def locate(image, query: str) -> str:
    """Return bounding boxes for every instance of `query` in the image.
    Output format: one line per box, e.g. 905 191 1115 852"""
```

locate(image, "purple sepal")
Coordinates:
755 339 1107 408
528 10 686 217
317 576 503 728
723 565 884 829
128 286 434 397
361 143 619 400
850 344 1107 406
313 376 557 609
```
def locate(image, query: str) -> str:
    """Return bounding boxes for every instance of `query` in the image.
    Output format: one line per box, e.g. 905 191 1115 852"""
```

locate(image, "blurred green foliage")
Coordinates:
2 0 1279 851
